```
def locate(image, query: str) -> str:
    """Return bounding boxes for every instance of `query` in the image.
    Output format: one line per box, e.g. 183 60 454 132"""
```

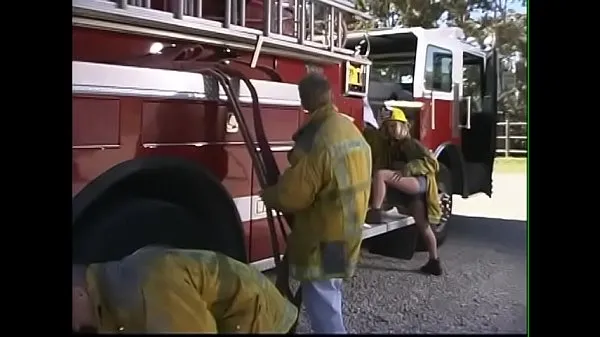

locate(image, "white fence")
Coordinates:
496 119 527 157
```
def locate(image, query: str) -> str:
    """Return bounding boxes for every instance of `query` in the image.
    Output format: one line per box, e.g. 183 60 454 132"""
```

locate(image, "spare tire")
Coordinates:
72 198 223 264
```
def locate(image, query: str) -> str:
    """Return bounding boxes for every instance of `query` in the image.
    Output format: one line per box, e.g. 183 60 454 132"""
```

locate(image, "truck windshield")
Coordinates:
371 62 414 85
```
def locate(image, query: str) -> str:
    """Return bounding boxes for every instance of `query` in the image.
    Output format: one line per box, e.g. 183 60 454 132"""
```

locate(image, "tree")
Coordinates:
351 0 497 29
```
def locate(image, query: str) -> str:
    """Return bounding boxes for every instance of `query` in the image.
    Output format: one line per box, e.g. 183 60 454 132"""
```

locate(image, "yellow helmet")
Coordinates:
386 107 408 123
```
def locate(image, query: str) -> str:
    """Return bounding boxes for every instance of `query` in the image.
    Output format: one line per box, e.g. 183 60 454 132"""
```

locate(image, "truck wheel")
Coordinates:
72 198 215 264
416 164 452 251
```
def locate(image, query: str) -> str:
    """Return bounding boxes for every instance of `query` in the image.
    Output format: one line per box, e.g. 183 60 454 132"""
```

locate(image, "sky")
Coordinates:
437 1 526 29
470 1 527 20
507 1 527 14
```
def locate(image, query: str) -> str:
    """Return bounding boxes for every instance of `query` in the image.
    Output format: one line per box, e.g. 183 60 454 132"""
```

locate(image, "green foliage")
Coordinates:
350 0 527 121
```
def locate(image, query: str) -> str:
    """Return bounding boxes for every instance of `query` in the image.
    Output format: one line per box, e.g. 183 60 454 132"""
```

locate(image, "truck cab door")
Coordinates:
459 49 498 197
481 48 499 196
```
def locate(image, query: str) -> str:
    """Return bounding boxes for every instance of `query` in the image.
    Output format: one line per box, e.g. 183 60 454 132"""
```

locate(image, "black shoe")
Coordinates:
365 209 386 224
420 259 443 276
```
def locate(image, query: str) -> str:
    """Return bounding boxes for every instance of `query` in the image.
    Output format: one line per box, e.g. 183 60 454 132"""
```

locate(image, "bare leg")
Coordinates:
370 170 443 275
371 169 421 209
370 170 390 209
367 169 423 224
408 198 438 260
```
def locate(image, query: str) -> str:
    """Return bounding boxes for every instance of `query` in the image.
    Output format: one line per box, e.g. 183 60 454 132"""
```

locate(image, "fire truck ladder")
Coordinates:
193 65 301 329
73 0 373 66
73 0 374 329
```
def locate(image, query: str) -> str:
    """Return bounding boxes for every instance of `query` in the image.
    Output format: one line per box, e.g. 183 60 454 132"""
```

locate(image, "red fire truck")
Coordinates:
72 0 499 270
346 27 500 257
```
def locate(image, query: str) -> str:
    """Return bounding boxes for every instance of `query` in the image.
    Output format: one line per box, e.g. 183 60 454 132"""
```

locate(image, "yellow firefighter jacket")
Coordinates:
261 104 372 281
363 127 442 224
84 246 298 333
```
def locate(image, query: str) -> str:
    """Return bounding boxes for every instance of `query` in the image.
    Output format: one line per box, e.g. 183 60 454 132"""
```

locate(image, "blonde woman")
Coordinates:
364 105 443 276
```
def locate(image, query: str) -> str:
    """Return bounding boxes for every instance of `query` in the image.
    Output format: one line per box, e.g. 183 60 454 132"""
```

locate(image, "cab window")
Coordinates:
425 45 453 92
371 60 415 92
371 62 414 84
463 52 485 113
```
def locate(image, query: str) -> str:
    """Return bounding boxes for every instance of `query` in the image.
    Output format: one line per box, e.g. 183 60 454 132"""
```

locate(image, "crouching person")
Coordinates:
72 246 299 333
364 107 444 276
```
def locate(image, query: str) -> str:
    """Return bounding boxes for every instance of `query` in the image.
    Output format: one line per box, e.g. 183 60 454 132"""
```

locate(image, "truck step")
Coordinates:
365 209 419 260
252 209 415 272
362 209 415 240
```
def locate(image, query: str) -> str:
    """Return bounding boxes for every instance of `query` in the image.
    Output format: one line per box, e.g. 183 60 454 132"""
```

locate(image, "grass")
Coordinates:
494 157 527 174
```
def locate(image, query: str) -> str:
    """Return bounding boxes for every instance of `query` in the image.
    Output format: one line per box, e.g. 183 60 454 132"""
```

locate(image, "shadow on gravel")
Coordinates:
448 215 526 253
358 214 526 272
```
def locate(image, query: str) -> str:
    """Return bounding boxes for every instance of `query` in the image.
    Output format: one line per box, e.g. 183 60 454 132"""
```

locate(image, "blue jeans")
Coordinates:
301 278 346 333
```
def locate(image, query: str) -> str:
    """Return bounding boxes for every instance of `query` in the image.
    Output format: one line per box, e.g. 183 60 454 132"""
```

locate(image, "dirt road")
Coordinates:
453 173 527 221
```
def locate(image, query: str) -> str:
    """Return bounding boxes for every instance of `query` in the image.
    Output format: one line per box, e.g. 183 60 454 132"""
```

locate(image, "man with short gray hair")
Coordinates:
261 72 372 334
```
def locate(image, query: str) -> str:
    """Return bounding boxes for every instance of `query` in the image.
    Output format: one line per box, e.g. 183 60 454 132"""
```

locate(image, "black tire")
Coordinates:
73 198 217 264
416 164 453 251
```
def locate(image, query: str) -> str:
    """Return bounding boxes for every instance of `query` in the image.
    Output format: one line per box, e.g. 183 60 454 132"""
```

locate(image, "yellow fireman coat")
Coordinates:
363 128 442 224
84 246 298 333
261 104 372 281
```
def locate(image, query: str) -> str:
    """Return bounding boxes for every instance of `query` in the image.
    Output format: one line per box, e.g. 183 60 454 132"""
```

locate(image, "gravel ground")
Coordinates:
268 173 527 334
